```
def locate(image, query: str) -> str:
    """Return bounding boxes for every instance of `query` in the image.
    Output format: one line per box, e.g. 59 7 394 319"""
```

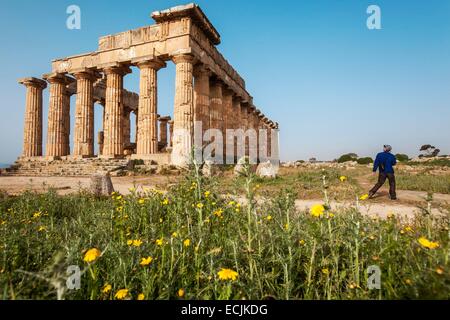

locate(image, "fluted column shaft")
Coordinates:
19 78 47 157
73 71 96 157
103 66 129 157
222 90 233 159
194 66 210 137
136 60 165 155
45 74 72 157
168 120 174 147
123 108 131 147
159 117 171 147
171 55 195 166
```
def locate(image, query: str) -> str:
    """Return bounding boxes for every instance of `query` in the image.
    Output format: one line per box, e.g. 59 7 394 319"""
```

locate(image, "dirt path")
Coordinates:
0 176 180 195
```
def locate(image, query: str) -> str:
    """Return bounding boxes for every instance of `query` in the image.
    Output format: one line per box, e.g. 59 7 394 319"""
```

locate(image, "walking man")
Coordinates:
369 145 397 200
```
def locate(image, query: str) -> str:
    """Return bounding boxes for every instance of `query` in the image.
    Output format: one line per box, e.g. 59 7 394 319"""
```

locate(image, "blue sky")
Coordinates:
0 0 449 163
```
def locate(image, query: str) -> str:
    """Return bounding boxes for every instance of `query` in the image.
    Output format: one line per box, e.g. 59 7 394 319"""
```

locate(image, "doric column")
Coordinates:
73 70 97 157
241 103 249 157
171 54 195 166
247 105 257 161
222 89 233 161
159 116 171 148
102 65 131 158
98 131 104 156
210 80 224 162
168 120 174 148
232 97 242 161
44 73 74 158
135 58 166 156
193 65 211 137
123 108 131 147
19 78 47 158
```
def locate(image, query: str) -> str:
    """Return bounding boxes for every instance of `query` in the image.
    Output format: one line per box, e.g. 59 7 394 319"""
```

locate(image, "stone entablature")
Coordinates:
17 3 279 169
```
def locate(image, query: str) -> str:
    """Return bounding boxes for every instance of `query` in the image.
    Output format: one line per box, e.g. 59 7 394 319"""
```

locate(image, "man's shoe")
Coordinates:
368 192 375 199
390 197 397 200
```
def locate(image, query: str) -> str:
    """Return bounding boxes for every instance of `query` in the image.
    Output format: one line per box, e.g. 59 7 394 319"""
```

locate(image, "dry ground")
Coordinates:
0 164 449 219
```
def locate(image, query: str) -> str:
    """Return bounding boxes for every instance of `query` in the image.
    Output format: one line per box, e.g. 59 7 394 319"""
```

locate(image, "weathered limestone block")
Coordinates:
256 160 279 179
90 172 114 196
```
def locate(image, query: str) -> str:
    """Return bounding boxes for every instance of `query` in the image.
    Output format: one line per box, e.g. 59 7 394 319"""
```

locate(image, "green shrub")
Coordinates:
395 154 410 162
337 154 357 163
357 157 374 165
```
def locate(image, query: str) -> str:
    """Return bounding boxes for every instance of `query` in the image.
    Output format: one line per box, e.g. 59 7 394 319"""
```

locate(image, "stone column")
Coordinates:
44 73 73 158
102 65 130 158
222 89 233 162
193 65 211 138
98 131 104 156
241 103 249 157
171 54 195 166
73 70 97 157
168 120 174 148
135 59 166 156
19 78 47 158
159 116 171 148
63 89 72 156
210 80 223 162
123 108 131 147
232 97 242 161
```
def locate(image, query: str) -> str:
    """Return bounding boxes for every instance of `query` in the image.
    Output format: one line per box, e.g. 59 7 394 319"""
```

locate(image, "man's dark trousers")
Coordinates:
370 172 396 199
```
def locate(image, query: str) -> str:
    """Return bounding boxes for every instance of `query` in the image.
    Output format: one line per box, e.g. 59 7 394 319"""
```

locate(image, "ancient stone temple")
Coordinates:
13 3 279 175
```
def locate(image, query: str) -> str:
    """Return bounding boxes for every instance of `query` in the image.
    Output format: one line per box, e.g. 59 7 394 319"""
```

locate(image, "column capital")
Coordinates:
101 64 132 76
18 77 47 90
133 55 166 70
172 54 196 65
43 73 75 85
159 116 172 123
193 64 212 78
72 68 101 81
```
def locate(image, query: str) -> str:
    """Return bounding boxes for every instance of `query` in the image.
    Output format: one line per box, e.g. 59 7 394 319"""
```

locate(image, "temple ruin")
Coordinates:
12 3 279 176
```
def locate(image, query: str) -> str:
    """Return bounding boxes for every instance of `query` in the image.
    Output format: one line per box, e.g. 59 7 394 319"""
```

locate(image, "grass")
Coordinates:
406 159 450 167
0 164 448 300
395 173 450 194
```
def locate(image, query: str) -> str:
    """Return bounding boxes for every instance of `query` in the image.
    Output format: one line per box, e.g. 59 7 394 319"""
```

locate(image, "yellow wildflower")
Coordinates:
310 204 325 218
196 203 204 209
266 215 272 221
140 256 153 266
322 268 330 275
102 284 112 294
137 293 145 300
228 201 236 206
418 237 439 249
162 198 169 205
38 226 46 232
138 199 145 205
156 238 164 246
204 191 211 198
360 194 369 201
299 239 306 246
83 248 101 263
339 176 347 182
183 239 191 247
115 289 129 300
33 211 42 218
172 232 178 238
133 239 143 247
127 240 133 246
178 288 185 298
217 268 238 281
213 209 223 218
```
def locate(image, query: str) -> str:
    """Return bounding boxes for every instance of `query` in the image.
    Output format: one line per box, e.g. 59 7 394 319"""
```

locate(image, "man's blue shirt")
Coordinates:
373 152 397 174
